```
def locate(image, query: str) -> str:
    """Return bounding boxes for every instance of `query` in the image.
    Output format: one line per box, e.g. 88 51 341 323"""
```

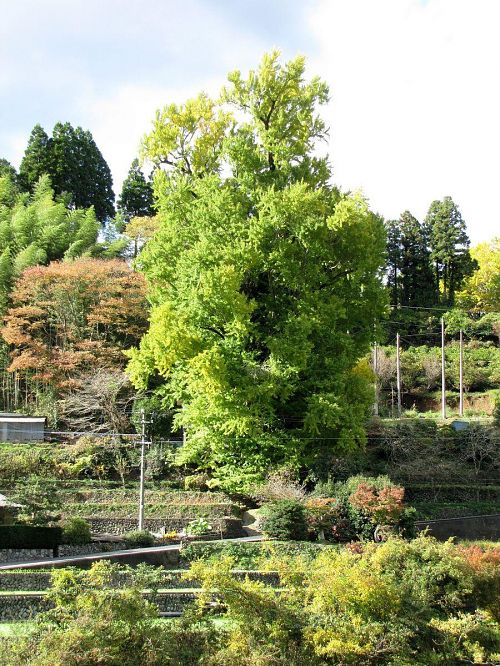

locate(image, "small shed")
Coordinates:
0 413 46 442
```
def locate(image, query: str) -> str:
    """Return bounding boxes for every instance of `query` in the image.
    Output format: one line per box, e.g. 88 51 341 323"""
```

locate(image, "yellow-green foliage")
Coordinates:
187 535 499 665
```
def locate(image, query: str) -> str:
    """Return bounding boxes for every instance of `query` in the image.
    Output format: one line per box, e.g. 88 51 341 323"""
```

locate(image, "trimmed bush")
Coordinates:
0 525 62 549
184 474 210 491
260 500 308 541
123 530 155 547
61 518 92 545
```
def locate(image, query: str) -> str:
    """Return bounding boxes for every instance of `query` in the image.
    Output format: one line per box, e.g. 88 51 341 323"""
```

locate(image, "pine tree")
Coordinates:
117 159 154 221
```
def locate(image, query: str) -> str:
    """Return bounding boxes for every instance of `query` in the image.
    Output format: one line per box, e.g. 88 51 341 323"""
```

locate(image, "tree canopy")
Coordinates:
18 122 115 221
426 196 475 305
127 51 387 489
117 158 154 221
457 238 500 313
2 258 147 393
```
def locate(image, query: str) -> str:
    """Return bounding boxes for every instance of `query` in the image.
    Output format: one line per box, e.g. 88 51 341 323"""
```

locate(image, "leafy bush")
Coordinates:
304 497 341 539
123 530 155 547
185 518 212 536
61 518 91 545
260 500 308 541
312 475 416 542
0 560 215 666
185 534 499 665
184 473 210 491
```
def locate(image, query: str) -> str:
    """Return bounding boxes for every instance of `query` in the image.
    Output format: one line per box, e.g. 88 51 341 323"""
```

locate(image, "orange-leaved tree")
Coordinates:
2 258 148 394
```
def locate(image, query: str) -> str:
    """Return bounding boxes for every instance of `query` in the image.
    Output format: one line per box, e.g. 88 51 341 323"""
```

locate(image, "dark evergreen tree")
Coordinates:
18 123 115 222
117 159 154 221
426 196 475 305
386 219 402 306
0 159 18 183
18 125 54 191
399 211 436 307
51 123 115 221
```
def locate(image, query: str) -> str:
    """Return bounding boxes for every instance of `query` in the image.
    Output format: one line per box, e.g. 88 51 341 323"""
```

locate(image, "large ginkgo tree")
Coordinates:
127 52 387 489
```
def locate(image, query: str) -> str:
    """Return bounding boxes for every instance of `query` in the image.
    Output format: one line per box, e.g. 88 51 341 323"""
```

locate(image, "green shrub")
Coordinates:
185 518 212 536
260 500 308 541
185 534 499 665
123 530 155 547
61 518 92 545
184 473 210 491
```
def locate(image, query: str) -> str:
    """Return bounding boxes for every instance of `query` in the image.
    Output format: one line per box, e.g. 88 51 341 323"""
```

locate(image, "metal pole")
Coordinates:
138 408 146 531
459 328 464 417
441 318 446 420
396 333 402 418
373 343 379 416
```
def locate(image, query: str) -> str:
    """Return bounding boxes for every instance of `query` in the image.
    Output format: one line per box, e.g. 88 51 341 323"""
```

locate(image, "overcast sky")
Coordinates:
1 0 498 242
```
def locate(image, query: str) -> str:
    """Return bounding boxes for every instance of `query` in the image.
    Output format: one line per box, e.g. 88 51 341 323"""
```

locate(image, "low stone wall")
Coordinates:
0 591 197 621
0 571 52 591
416 514 500 541
0 548 54 564
0 541 129 565
0 594 50 621
87 516 244 538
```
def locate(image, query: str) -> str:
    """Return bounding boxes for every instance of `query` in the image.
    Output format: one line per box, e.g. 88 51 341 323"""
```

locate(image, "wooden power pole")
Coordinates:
459 328 464 417
441 318 446 420
396 333 402 418
373 342 379 416
138 409 146 531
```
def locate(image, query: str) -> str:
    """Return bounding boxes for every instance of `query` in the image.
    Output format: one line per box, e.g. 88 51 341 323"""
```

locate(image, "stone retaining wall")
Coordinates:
0 594 49 621
0 568 279 592
416 514 500 541
87 516 244 537
0 541 129 565
0 591 197 621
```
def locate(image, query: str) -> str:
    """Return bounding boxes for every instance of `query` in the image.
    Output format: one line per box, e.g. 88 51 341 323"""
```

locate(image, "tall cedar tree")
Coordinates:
2 259 147 392
18 124 54 191
117 159 154 221
19 122 115 221
399 211 436 307
0 158 18 183
127 52 387 489
426 196 475 305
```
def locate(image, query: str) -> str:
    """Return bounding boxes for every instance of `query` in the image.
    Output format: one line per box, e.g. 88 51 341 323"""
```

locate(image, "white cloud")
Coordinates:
308 0 500 242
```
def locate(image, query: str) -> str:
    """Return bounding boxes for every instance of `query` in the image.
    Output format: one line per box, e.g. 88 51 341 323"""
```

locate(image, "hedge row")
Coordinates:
0 526 62 549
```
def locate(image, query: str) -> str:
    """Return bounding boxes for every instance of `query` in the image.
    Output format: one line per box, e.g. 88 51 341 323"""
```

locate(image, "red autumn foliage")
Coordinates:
2 259 147 392
457 544 500 574
349 483 405 525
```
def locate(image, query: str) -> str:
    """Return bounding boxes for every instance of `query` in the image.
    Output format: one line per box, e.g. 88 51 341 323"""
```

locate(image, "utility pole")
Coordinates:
373 342 379 416
138 408 146 531
459 328 464 417
396 333 402 418
441 317 446 420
